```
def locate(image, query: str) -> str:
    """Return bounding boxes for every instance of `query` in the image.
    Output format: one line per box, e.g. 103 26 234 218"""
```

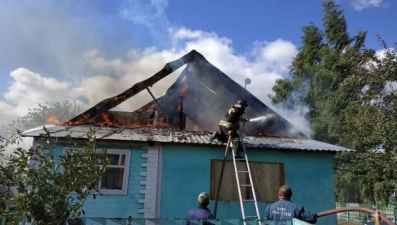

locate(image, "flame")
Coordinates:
254 129 266 136
47 115 60 124
180 82 188 96
62 101 174 129
64 113 90 126
97 113 112 126
152 120 170 128
193 125 200 131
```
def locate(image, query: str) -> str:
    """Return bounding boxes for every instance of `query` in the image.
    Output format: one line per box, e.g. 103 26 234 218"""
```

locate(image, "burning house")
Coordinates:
21 50 350 225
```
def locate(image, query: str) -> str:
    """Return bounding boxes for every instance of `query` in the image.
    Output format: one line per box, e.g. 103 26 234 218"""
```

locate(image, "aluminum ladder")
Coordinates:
212 126 261 225
231 134 261 225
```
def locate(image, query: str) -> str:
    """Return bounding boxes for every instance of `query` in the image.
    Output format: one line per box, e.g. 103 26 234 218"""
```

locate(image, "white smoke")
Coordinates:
0 0 312 145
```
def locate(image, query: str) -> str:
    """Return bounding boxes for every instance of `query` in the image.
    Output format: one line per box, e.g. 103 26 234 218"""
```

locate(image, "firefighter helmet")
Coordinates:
237 100 249 108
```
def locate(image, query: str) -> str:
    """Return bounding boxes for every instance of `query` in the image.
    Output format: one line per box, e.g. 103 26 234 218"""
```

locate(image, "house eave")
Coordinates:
22 125 353 153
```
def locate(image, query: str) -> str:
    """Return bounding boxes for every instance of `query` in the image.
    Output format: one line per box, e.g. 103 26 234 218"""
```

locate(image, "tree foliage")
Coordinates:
270 1 397 204
2 100 80 136
0 128 109 224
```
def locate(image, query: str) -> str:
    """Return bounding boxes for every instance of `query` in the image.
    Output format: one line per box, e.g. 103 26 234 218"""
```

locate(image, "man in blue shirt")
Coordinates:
186 192 214 225
264 185 317 225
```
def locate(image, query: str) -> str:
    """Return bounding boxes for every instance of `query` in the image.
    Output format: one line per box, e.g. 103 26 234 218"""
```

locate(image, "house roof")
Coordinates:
21 125 352 152
61 50 307 138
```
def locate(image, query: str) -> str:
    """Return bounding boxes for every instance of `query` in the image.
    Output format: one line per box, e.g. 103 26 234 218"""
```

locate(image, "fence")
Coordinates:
0 217 292 225
336 202 396 224
2 203 396 225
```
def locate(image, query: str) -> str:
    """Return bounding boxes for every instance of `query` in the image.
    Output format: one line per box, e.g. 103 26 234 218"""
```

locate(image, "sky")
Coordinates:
0 0 396 138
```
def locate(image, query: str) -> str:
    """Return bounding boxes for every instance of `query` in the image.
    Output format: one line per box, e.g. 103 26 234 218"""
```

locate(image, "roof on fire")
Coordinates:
61 50 307 138
21 50 353 153
21 125 352 152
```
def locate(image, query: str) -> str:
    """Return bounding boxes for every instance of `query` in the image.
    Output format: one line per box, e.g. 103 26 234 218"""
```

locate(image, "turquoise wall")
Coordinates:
50 140 337 224
54 144 147 218
160 145 337 225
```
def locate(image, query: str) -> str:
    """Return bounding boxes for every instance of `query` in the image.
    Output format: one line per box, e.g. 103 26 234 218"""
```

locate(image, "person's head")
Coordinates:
197 192 210 207
236 100 249 109
278 185 293 200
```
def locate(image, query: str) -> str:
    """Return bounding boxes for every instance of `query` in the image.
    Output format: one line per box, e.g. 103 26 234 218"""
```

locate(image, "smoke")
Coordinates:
269 79 313 137
0 1 313 140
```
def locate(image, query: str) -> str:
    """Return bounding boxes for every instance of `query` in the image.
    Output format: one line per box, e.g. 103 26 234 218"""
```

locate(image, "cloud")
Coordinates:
0 1 312 140
350 0 384 11
0 27 311 137
4 68 76 116
120 0 171 44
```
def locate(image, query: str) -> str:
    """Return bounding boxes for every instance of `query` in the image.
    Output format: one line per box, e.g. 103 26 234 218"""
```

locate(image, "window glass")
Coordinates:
107 154 120 165
98 150 130 194
100 168 125 190
63 148 130 194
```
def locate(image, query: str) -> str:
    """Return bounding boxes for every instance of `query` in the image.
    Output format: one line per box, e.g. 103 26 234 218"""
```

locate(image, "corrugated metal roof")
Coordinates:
21 125 352 152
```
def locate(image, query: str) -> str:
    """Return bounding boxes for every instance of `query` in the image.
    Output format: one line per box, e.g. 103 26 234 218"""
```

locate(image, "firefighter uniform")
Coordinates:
264 199 317 225
210 100 249 158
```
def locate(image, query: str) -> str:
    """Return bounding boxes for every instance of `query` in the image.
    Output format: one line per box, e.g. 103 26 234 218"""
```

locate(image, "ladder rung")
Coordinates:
234 158 246 160
231 145 261 222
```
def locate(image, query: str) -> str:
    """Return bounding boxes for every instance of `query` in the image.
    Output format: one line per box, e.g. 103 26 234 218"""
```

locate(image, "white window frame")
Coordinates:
99 149 130 195
62 148 130 195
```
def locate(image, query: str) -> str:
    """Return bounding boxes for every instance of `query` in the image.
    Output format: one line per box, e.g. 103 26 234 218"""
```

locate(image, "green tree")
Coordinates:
270 1 397 204
0 128 109 224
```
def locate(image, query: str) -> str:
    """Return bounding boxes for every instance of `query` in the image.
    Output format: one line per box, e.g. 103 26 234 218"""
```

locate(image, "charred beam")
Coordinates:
64 50 203 125
179 96 186 130
146 87 163 111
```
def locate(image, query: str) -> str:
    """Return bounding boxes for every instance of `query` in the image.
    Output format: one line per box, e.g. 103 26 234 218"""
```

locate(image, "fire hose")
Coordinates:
316 207 396 225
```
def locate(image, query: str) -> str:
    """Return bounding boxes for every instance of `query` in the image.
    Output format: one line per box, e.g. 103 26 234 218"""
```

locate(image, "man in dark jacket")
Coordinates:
210 100 249 158
186 192 214 225
264 185 317 225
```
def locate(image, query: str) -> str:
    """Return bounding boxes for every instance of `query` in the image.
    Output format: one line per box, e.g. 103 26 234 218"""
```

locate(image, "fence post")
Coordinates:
347 210 350 221
1 216 6 225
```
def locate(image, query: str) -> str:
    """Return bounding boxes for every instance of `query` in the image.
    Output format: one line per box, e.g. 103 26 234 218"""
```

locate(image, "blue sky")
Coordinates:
0 0 396 135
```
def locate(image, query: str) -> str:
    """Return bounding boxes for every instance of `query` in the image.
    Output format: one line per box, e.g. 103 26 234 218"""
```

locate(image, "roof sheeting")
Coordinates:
21 125 352 152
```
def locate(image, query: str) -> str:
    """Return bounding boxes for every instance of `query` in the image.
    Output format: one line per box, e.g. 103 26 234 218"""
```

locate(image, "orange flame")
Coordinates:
193 125 200 131
97 113 113 126
254 129 266 137
129 120 170 128
180 82 188 96
47 115 60 124
64 113 91 126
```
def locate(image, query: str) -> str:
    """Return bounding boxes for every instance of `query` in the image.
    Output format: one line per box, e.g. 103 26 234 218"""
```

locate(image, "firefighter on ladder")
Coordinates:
210 100 249 158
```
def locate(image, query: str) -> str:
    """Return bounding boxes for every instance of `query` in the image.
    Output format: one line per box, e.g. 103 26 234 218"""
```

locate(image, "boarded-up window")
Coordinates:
210 160 284 202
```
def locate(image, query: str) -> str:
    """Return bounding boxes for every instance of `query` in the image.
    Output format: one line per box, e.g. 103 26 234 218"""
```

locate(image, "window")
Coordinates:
210 160 284 202
99 149 130 194
63 148 130 195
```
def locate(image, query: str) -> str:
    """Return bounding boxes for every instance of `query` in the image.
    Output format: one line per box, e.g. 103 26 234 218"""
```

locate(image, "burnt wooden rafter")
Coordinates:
64 50 202 125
